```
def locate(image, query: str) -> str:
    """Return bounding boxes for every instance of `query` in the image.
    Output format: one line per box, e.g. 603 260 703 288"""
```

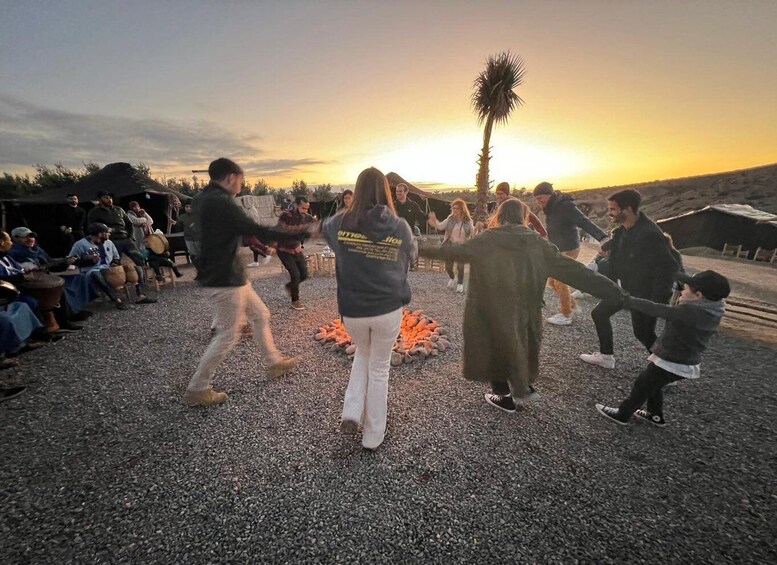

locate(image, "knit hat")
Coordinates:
88 222 110 235
533 182 554 196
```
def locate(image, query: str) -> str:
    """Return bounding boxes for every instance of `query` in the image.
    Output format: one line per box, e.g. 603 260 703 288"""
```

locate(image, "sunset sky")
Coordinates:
2 0 776 191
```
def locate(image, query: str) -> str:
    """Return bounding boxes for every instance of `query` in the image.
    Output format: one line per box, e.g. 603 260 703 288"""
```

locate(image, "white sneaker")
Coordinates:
580 352 615 369
446 278 456 290
247 262 261 267
571 289 585 299
546 313 573 326
456 284 464 293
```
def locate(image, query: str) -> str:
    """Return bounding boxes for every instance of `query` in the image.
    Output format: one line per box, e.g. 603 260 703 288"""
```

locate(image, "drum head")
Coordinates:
144 234 169 254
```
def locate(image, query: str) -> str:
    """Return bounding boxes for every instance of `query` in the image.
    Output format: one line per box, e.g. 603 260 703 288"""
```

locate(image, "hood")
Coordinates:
482 224 538 250
356 205 402 240
547 191 574 210
679 296 726 316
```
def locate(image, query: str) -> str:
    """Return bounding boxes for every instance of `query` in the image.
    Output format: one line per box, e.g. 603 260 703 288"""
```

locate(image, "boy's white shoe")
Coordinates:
446 278 456 289
571 289 585 299
247 261 261 267
580 352 615 369
546 313 573 326
456 284 464 293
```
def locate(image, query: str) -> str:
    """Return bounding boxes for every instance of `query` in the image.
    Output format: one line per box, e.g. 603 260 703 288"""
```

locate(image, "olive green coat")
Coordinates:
419 225 625 397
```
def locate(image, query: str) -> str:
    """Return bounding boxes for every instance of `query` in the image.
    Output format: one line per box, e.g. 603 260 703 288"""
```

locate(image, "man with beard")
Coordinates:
580 189 680 369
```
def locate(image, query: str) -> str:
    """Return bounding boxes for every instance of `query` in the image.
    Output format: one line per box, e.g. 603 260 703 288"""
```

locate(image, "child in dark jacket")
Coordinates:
595 270 730 427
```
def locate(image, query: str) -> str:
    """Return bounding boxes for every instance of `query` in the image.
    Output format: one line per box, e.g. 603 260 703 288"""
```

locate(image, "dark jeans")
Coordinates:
148 253 181 277
112 238 145 267
278 251 308 302
617 362 681 418
445 259 465 284
592 293 667 355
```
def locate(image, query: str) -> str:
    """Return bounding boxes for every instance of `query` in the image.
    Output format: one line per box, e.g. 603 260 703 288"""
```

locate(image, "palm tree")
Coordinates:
471 51 526 221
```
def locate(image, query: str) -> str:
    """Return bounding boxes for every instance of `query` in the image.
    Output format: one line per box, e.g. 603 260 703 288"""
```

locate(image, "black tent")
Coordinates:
1 163 189 256
657 204 777 258
386 172 453 233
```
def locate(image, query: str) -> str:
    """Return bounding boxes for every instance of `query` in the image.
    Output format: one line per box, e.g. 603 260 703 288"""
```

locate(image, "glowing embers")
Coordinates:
314 308 450 366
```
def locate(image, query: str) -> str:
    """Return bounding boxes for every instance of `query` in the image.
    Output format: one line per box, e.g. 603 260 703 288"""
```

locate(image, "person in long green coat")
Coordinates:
418 199 625 413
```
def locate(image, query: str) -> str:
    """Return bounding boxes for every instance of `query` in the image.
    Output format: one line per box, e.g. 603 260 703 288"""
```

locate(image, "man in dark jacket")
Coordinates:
185 158 315 407
533 181 608 326
57 193 86 254
86 191 145 267
393 183 426 235
276 196 316 310
580 189 680 369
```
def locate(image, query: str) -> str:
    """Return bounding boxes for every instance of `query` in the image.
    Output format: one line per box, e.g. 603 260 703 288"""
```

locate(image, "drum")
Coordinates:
0 280 20 305
144 233 169 255
20 272 64 311
120 256 139 284
103 266 127 289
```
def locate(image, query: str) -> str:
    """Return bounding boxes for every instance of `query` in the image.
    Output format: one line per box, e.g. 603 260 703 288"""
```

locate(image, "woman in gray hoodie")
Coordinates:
322 168 416 450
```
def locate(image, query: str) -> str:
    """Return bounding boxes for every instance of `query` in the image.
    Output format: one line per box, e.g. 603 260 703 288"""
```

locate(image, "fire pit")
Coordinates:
314 308 450 366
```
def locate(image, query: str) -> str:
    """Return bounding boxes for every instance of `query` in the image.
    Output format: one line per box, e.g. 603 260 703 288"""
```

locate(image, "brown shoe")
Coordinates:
183 388 228 406
267 356 300 378
291 300 305 310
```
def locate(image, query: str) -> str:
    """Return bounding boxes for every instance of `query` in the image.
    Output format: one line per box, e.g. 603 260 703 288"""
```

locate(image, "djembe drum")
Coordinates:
20 272 65 332
103 265 127 289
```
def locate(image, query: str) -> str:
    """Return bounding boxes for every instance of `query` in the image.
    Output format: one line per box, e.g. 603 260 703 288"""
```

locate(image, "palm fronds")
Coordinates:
471 52 526 126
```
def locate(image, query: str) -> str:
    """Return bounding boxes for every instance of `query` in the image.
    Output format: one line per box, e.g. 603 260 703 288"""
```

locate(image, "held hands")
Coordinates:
427 211 438 225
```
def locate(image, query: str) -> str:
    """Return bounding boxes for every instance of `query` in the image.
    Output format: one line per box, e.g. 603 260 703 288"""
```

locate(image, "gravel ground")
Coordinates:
1 267 775 564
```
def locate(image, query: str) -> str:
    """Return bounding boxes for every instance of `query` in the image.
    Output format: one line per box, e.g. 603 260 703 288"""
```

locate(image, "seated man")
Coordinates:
70 223 157 310
8 227 85 331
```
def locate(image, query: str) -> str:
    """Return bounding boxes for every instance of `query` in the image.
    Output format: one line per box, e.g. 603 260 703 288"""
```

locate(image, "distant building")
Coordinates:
658 204 777 258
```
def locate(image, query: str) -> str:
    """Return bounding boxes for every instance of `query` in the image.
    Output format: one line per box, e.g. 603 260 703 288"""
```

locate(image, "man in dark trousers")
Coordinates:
580 189 679 369
57 193 86 253
276 196 316 310
185 158 314 407
533 181 608 326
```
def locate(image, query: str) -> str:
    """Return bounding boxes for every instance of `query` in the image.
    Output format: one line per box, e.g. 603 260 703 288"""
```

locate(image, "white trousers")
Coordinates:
187 284 282 392
342 308 402 449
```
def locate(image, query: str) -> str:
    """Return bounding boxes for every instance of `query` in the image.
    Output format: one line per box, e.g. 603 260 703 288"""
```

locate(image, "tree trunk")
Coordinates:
474 115 494 223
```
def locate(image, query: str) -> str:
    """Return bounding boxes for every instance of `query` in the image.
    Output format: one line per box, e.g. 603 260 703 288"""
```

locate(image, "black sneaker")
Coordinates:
595 403 629 426
484 393 517 414
116 301 130 311
136 296 157 305
634 409 666 427
0 386 27 403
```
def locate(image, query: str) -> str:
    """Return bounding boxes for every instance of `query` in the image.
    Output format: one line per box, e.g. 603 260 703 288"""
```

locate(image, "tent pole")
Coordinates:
1 201 5 232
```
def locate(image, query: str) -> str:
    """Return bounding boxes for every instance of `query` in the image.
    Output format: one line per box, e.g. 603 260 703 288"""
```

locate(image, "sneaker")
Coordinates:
580 352 615 369
484 393 517 414
291 300 305 310
595 403 629 426
340 419 359 434
184 388 228 407
456 284 464 294
0 386 26 403
116 301 130 311
546 313 573 326
136 296 157 305
634 409 667 427
268 356 300 378
247 262 261 267
571 289 585 299
446 278 456 290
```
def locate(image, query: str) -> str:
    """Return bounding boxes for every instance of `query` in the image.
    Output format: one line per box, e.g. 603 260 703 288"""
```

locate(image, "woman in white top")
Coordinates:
427 198 473 293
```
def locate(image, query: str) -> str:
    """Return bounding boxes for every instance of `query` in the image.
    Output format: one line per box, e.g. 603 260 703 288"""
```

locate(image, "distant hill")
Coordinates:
566 162 777 223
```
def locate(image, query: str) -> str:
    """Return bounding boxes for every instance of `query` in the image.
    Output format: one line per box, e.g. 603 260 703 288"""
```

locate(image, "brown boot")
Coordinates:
268 356 300 378
183 387 228 406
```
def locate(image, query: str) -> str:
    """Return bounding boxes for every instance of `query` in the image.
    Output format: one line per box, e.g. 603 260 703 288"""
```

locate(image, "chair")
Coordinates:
721 243 749 258
753 247 776 263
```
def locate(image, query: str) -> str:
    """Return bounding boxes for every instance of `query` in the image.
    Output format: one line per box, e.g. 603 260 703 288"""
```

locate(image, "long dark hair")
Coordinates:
341 168 396 230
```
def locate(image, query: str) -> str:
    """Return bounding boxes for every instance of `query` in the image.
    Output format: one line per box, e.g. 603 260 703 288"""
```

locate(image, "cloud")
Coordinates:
0 94 327 177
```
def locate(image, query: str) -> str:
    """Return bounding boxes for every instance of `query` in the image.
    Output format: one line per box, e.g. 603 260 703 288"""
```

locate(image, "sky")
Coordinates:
2 0 776 191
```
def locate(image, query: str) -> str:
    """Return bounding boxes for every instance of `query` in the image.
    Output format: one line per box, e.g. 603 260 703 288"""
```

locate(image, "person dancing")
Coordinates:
427 198 473 293
322 167 416 450
184 158 315 407
419 199 624 413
